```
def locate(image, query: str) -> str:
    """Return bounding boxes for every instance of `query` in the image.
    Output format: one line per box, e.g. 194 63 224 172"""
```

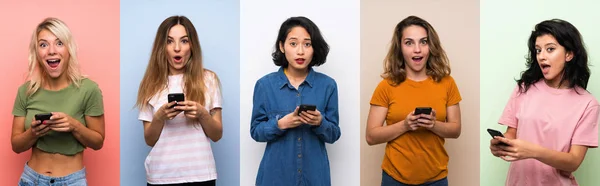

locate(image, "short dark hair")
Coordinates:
272 16 329 67
517 19 590 93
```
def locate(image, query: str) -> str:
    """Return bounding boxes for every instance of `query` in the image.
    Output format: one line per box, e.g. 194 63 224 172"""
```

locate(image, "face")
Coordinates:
37 29 70 79
279 26 313 71
166 24 191 75
400 25 430 73
535 34 573 86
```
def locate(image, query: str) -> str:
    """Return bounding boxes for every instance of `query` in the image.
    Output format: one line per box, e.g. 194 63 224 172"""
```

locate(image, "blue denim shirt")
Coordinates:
251 67 341 186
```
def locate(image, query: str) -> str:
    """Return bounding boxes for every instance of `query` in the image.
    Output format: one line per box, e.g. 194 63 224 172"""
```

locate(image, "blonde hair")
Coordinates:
136 16 208 110
382 16 451 85
27 17 84 95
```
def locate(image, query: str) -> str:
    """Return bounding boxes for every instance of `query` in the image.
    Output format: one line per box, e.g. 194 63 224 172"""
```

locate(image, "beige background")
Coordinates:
360 0 480 185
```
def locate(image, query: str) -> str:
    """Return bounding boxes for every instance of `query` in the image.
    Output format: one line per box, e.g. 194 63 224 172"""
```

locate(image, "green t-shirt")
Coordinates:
12 78 104 155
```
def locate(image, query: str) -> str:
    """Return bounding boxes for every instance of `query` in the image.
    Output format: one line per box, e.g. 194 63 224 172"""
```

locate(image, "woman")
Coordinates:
136 15 223 186
365 16 462 186
250 16 341 186
11 17 105 186
490 19 599 185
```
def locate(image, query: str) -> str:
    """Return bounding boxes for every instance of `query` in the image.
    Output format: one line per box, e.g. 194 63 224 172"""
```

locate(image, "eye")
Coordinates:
546 47 555 52
181 39 189 44
39 43 48 48
535 49 541 54
290 42 297 47
405 41 412 46
57 41 64 46
304 43 312 47
420 39 428 45
167 39 173 44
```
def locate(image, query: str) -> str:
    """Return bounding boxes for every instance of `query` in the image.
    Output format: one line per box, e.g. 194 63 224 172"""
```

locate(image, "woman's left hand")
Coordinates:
175 101 210 120
495 137 541 161
417 109 437 129
299 109 323 126
46 112 80 132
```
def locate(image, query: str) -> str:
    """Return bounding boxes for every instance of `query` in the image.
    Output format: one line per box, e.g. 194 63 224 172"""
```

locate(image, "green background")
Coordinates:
480 0 600 185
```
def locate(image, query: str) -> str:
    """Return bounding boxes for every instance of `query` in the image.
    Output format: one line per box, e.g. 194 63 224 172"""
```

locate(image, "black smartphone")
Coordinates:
297 104 317 116
168 93 185 108
487 128 509 146
414 107 432 115
35 113 52 124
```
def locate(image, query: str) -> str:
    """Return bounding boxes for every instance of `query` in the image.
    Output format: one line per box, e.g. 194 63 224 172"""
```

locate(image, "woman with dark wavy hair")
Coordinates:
366 16 462 186
490 19 599 185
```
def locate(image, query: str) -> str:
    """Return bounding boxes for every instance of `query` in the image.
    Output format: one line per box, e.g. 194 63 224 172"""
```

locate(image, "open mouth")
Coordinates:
540 63 551 73
295 58 305 65
173 56 183 63
412 56 424 63
46 59 60 68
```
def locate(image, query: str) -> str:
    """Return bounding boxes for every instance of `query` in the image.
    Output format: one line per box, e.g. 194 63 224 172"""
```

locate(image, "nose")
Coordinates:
174 41 181 53
297 45 304 56
48 44 57 55
414 44 421 53
537 50 546 62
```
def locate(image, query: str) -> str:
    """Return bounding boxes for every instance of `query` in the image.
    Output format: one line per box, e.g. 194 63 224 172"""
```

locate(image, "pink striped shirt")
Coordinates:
139 71 222 184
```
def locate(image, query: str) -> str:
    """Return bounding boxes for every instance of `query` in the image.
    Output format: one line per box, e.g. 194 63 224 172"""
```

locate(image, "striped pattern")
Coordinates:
139 72 222 184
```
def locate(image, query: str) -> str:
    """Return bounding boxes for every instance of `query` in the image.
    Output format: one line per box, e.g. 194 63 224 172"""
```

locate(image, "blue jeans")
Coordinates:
18 162 87 186
382 171 448 186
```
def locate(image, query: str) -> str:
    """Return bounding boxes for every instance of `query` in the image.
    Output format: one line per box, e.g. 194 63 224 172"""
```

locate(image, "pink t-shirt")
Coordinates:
499 81 599 186
138 71 222 184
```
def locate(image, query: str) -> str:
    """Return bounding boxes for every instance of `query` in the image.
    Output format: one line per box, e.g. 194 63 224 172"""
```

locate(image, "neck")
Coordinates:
405 67 428 81
544 71 569 89
44 74 70 91
285 67 308 80
169 68 184 75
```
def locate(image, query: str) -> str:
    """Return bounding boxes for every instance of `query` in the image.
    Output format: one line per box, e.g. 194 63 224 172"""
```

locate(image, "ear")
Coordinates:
566 51 574 62
279 41 285 54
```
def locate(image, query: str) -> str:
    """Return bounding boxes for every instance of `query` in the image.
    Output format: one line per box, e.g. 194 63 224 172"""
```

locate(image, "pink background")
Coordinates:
0 1 120 185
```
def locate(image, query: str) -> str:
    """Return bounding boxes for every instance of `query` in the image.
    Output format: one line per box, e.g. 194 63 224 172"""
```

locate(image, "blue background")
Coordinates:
119 1 240 185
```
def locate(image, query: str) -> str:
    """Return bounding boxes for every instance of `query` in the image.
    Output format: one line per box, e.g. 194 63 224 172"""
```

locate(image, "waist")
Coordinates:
28 148 84 177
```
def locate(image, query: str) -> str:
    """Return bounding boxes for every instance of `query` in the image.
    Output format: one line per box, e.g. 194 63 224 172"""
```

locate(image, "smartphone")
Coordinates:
414 107 432 115
168 93 185 108
297 104 317 116
35 113 52 124
487 128 509 146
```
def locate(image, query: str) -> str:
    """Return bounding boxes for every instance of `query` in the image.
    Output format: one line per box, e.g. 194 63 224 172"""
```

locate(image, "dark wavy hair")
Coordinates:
517 19 589 93
272 16 329 67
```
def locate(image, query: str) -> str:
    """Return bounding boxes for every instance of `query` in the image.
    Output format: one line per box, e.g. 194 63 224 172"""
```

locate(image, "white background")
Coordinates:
240 0 361 185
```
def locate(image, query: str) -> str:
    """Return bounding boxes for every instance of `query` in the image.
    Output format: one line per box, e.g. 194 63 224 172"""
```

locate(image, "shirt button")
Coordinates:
298 169 302 173
298 137 301 141
298 154 302 158
50 179 55 183
297 93 300 97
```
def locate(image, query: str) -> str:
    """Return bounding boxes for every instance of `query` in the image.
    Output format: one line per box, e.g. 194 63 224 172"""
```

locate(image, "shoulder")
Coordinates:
203 69 220 84
79 78 101 93
256 71 280 84
312 70 337 87
438 75 457 85
17 81 30 92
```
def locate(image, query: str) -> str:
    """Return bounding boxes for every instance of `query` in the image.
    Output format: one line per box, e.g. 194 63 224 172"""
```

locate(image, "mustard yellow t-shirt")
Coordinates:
370 76 461 184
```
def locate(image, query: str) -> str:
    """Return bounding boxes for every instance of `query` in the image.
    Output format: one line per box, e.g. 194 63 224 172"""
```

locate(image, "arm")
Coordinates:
143 102 180 147
421 104 461 138
310 85 341 144
11 116 44 153
250 81 287 142
71 115 105 150
365 106 411 145
535 145 588 172
198 108 223 142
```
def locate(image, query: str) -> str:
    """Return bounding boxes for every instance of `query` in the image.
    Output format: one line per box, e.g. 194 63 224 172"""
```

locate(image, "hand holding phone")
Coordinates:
168 93 185 109
35 113 53 125
414 107 432 115
297 104 317 116
487 128 509 146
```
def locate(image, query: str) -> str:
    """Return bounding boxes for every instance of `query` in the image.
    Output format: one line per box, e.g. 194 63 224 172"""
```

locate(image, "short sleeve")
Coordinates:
370 80 391 108
446 76 462 106
498 85 521 128
84 82 104 116
138 103 154 122
571 101 599 148
12 84 28 116
206 71 223 111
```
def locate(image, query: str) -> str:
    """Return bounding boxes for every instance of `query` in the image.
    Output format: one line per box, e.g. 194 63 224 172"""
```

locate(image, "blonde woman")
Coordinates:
366 16 462 186
136 15 223 186
11 17 105 186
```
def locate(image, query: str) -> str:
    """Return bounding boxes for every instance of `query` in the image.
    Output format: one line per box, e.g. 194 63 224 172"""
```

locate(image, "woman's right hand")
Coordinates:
490 138 505 157
154 101 183 121
30 119 51 137
277 107 302 130
403 111 420 131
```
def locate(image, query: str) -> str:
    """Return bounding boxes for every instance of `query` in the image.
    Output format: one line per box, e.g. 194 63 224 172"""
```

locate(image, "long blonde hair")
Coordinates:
136 15 207 110
382 16 451 85
27 17 84 95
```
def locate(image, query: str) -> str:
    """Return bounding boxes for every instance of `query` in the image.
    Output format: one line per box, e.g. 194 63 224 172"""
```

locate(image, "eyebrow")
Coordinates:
288 37 311 41
535 42 558 47
403 37 428 41
38 38 60 42
167 35 189 39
